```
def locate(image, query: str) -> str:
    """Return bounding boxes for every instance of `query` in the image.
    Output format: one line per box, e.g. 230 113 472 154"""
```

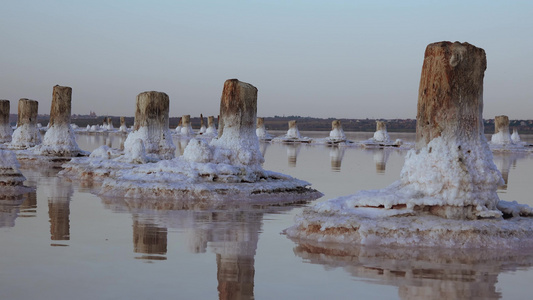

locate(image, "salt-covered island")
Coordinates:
285 41 533 249
61 79 321 207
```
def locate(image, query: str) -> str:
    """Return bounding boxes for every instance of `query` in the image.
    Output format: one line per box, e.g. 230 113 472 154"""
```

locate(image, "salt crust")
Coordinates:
256 126 272 140
61 123 320 203
372 128 391 143
0 124 12 143
0 149 33 196
123 125 175 160
32 124 82 156
286 136 533 248
10 123 42 149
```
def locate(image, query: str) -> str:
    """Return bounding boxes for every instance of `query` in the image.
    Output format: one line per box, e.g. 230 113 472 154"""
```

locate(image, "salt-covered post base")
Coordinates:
205 116 217 136
285 42 530 249
10 99 41 149
180 115 194 136
286 120 301 139
491 115 513 144
256 117 272 140
204 79 264 167
123 91 176 161
0 100 12 143
372 121 390 143
35 86 82 157
329 120 346 142
198 114 206 134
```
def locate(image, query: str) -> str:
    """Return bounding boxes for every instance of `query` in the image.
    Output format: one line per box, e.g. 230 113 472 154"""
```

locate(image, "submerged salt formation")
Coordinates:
255 117 272 140
10 99 41 149
0 100 12 143
61 79 319 203
491 115 512 145
123 91 176 160
180 115 195 136
286 41 533 249
205 116 217 136
33 85 82 156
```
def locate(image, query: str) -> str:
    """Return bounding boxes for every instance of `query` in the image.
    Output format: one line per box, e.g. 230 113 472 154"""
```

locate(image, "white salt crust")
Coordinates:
10 123 42 149
286 136 533 248
61 121 319 203
123 125 175 160
372 128 391 143
256 126 272 140
32 124 82 156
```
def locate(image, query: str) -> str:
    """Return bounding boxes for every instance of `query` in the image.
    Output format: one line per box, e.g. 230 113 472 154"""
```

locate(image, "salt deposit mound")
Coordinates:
61 79 320 204
285 41 533 249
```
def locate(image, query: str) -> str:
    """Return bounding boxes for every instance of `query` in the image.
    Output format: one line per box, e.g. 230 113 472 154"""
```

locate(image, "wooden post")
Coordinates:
10 99 41 149
0 100 12 143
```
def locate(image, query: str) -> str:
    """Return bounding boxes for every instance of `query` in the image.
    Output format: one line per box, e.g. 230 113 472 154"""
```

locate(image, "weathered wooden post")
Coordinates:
124 91 176 160
198 114 206 134
491 115 512 144
211 79 263 166
10 99 41 149
0 100 12 143
405 41 502 218
38 85 81 156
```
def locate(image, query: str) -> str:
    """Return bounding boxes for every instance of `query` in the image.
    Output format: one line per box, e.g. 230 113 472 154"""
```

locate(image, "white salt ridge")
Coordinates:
33 124 82 157
10 123 42 149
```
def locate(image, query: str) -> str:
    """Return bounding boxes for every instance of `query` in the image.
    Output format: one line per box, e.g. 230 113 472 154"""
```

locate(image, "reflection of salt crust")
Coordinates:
33 124 82 156
0 149 33 196
10 123 42 149
286 136 533 248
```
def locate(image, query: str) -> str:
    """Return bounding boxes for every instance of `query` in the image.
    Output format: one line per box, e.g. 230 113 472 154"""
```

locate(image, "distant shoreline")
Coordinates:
9 114 533 134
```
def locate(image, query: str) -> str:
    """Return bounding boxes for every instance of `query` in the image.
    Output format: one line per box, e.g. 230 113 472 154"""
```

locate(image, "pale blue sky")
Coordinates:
1 0 532 119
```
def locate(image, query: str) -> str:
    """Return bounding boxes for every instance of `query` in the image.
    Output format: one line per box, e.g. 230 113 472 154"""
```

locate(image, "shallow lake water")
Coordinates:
1 131 533 299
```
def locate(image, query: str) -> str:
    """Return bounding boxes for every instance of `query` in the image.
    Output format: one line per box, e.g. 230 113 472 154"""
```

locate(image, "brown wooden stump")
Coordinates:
0 100 12 143
212 79 263 165
10 99 41 149
126 91 175 160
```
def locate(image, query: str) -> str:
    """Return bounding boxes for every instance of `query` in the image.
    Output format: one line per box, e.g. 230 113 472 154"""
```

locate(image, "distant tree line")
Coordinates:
9 114 533 134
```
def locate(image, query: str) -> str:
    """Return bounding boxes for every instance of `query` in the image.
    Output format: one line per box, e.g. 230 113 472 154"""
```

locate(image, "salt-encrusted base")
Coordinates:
285 203 533 249
60 145 321 204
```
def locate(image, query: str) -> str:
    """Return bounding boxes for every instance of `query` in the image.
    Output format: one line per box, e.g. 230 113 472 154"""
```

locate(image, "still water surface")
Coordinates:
1 131 533 299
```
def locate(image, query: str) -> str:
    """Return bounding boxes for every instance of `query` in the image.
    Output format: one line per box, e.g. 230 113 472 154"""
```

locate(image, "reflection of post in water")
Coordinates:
492 153 522 190
208 211 261 300
329 146 345 171
133 216 167 260
0 193 32 227
20 190 37 217
286 144 300 167
373 149 390 174
48 198 70 242
46 177 73 244
292 242 533 300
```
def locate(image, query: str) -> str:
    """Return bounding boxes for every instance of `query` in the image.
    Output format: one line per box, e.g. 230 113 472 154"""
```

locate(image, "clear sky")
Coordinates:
1 0 532 119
